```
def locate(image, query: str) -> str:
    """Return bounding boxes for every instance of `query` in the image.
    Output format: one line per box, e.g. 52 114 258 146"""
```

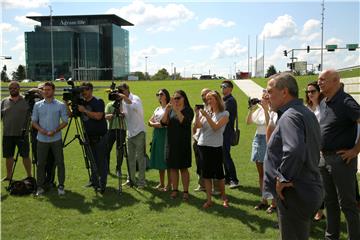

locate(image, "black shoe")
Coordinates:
84 181 94 188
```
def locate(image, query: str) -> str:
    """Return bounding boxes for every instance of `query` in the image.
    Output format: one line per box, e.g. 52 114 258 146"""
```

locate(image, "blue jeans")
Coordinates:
222 131 239 184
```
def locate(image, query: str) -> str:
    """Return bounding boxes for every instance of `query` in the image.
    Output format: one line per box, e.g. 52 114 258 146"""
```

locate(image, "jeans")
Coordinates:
222 130 239 184
88 134 108 189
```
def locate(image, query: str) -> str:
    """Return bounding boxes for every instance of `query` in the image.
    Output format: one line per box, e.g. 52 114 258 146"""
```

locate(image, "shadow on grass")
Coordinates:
45 186 139 214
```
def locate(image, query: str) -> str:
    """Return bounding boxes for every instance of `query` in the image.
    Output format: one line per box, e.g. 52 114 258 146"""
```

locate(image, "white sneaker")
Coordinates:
58 186 65 196
122 180 133 187
229 181 240 189
35 187 44 196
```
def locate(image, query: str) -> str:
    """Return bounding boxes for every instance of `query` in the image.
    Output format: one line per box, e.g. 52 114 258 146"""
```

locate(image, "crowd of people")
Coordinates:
1 70 360 239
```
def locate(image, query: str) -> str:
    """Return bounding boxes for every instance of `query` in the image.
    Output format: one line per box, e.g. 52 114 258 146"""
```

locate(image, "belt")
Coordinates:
321 150 338 156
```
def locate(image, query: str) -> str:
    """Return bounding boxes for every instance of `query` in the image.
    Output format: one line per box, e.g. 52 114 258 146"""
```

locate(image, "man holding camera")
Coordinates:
117 83 146 189
220 80 240 189
78 82 108 193
32 82 68 196
1 81 32 181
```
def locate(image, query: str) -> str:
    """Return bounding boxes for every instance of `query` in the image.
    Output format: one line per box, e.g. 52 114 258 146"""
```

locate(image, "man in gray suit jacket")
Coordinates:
264 73 323 240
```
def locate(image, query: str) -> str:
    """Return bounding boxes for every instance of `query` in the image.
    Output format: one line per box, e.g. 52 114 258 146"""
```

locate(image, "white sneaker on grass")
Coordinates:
58 186 65 196
35 187 44 196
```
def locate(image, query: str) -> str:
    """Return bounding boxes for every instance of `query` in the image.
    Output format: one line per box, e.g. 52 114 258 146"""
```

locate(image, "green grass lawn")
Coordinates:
1 79 354 239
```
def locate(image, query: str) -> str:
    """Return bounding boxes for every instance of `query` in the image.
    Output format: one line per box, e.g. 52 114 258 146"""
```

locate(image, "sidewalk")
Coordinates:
233 78 360 172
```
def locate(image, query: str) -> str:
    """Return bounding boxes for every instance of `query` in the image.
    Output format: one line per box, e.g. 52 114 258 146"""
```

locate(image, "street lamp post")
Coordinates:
145 56 148 79
49 5 54 81
171 62 174 80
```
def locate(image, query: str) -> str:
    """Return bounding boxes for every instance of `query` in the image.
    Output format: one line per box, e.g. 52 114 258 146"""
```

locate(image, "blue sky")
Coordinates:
1 0 359 78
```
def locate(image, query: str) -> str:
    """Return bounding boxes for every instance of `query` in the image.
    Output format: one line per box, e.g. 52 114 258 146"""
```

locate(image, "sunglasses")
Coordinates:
156 93 164 97
305 90 318 94
220 84 229 89
173 96 183 100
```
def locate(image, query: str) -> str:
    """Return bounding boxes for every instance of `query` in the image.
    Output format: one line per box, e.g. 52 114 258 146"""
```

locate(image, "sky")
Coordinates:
1 0 359 78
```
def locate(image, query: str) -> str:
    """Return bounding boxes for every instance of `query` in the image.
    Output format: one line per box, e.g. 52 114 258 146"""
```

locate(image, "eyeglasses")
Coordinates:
305 90 318 94
173 96 182 100
156 93 164 97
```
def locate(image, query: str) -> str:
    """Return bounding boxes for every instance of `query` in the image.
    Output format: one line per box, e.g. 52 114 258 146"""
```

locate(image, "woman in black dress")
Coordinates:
161 90 194 200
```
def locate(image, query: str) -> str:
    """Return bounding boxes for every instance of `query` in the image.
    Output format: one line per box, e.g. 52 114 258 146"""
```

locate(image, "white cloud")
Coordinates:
11 35 25 52
0 23 18 32
3 0 49 9
302 19 320 34
188 45 210 51
131 46 174 72
106 0 194 33
14 12 42 26
260 14 297 39
326 37 343 46
198 18 236 30
211 38 247 59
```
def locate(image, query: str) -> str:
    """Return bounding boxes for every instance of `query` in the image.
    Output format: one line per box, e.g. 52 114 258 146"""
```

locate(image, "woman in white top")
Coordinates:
305 81 325 221
148 89 171 191
194 91 229 209
246 91 276 213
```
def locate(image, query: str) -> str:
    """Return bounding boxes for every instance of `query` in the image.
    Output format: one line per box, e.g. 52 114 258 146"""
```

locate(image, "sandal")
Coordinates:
254 202 269 210
266 205 277 214
170 189 178 199
223 198 229 208
183 191 189 201
202 201 214 209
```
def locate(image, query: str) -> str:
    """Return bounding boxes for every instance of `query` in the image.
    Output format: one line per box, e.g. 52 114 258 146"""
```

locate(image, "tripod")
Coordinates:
63 113 100 193
108 100 129 194
6 108 33 191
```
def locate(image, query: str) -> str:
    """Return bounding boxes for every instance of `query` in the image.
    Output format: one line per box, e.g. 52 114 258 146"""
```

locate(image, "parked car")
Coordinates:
21 79 32 83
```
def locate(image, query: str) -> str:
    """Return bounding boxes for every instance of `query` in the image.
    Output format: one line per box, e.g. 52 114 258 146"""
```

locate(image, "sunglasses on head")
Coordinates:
305 90 318 94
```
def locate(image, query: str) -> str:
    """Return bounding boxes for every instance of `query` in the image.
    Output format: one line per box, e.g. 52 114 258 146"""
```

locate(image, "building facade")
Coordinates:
25 14 133 81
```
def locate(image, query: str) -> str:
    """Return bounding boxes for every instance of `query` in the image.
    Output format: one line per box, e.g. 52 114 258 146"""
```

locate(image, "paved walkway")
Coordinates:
233 78 360 172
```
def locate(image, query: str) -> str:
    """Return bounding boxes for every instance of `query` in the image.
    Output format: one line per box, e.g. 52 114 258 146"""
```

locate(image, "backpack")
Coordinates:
7 177 37 196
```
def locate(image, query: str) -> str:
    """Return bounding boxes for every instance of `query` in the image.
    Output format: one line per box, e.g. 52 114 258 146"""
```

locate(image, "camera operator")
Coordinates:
78 82 108 194
32 82 68 196
105 96 127 177
117 83 146 189
1 81 32 181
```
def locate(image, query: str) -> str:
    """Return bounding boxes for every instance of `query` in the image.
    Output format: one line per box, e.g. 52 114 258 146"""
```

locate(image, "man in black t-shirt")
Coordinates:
318 69 360 240
78 82 108 194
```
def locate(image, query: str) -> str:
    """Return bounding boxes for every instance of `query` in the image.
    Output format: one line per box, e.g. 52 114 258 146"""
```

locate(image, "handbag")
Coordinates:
231 111 240 146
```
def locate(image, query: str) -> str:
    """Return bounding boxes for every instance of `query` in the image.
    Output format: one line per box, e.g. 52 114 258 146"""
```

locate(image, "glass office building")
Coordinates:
25 14 133 81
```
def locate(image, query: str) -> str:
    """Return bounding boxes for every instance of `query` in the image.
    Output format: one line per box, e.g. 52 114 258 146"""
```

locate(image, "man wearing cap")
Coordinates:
221 80 240 189
1 81 32 181
117 83 146 189
78 82 108 194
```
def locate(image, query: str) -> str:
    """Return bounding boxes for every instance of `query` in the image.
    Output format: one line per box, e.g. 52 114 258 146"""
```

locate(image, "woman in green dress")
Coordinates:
148 89 171 191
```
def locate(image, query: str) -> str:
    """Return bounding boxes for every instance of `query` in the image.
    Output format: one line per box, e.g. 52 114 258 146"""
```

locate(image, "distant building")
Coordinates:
25 14 133 81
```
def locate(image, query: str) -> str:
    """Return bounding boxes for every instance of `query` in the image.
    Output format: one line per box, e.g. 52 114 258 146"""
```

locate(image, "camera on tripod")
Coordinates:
108 82 124 109
63 79 86 117
248 97 261 109
24 90 42 110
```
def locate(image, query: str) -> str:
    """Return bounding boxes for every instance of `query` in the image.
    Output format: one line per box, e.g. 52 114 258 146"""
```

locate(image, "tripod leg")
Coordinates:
7 150 20 190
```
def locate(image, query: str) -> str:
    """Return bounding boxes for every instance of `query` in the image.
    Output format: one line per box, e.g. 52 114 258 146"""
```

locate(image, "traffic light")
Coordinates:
283 50 287 57
307 45 310 53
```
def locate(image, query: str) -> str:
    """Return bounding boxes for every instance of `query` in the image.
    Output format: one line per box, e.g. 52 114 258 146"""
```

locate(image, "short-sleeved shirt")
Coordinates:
81 97 107 137
122 93 145 138
251 107 268 135
319 88 360 151
1 96 30 136
198 111 229 147
32 98 68 143
105 101 126 130
153 106 166 123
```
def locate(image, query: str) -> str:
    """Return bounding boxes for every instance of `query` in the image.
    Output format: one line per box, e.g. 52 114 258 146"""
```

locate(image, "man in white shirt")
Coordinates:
117 83 146 188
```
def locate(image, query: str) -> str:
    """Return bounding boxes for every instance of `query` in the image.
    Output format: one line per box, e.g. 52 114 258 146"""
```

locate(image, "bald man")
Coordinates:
1 81 32 180
318 69 360 240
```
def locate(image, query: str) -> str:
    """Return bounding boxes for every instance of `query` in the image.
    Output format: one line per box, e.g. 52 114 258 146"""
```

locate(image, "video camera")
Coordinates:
24 89 42 111
248 97 261 109
63 80 86 117
108 82 123 109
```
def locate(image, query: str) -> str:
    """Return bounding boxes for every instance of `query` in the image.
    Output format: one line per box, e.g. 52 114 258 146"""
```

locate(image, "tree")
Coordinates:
133 71 146 80
1 65 9 82
151 68 170 80
265 65 277 78
11 64 26 81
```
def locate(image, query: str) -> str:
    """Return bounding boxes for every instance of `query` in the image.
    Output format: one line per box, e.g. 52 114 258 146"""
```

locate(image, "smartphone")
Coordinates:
195 104 204 109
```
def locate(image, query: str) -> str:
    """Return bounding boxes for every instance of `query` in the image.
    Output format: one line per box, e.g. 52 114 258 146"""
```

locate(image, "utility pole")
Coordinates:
320 0 325 71
49 5 54 81
145 56 148 77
